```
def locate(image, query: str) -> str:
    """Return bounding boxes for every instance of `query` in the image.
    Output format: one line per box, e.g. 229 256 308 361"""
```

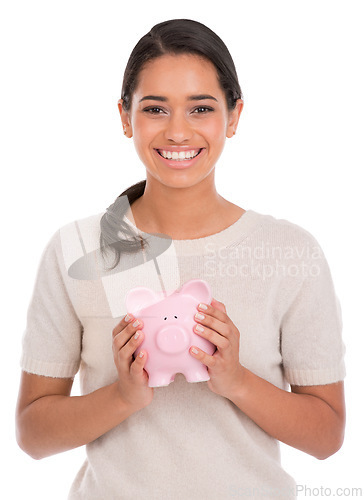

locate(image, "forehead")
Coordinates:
133 53 222 99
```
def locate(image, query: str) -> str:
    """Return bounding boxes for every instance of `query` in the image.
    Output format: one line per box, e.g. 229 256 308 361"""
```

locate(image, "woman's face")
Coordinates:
119 53 243 189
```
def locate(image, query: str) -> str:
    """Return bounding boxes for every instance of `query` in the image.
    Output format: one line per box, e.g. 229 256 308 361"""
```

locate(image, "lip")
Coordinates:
153 147 205 169
155 146 204 151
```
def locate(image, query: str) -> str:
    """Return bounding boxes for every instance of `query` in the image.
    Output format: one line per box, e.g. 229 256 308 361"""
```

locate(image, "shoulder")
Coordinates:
251 209 320 243
58 211 104 245
37 211 106 278
249 209 324 260
44 211 105 246
55 211 105 273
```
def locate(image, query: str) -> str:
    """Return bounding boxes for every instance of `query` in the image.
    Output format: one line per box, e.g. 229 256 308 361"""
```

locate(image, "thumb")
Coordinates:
211 298 226 312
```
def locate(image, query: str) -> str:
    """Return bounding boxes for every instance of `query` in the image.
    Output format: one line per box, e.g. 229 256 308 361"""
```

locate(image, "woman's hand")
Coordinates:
190 298 245 400
112 314 154 411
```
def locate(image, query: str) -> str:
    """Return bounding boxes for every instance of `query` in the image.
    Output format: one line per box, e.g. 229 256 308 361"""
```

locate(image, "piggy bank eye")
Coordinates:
163 317 167 320
174 315 178 319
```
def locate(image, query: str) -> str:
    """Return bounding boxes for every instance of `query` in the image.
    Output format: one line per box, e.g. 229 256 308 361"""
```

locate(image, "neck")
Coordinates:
127 174 239 239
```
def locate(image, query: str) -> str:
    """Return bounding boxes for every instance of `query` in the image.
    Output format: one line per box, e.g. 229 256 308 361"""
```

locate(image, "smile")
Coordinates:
156 148 203 161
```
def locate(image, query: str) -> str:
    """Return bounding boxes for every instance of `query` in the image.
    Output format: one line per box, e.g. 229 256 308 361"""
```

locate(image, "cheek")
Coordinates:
133 116 151 137
203 120 227 152
203 113 227 138
132 116 160 156
136 113 161 131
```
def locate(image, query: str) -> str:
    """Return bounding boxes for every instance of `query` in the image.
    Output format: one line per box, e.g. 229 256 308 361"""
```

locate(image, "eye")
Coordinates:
192 106 214 114
143 107 165 115
163 317 167 320
174 315 178 319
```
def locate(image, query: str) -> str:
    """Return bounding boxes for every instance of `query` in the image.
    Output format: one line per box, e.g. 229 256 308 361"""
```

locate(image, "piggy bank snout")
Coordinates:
156 324 190 354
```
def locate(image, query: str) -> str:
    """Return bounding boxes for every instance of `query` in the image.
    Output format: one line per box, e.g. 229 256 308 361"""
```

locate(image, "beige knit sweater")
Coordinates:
20 208 346 499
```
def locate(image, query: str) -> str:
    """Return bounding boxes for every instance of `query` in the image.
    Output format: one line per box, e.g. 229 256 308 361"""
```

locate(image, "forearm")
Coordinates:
17 381 137 460
229 367 344 459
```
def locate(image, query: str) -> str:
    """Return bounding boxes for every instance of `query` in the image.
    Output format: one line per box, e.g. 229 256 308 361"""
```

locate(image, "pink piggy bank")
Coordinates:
125 279 216 387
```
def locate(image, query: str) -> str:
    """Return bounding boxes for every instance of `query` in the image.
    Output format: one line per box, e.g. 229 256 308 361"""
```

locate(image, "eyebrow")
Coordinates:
139 94 218 103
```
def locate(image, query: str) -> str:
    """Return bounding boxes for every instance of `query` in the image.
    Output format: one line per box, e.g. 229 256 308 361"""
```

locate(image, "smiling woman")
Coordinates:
116 52 242 205
98 19 245 259
17 18 346 500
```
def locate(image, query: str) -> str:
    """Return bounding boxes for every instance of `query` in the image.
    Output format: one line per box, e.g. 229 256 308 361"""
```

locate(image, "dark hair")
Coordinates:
99 18 243 270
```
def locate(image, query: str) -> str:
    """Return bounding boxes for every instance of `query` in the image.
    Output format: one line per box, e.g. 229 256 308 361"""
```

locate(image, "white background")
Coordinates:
2 1 363 498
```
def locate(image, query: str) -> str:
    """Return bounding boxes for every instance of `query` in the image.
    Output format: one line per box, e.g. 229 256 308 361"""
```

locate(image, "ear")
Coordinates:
226 98 244 138
118 99 132 138
125 287 161 315
179 279 212 305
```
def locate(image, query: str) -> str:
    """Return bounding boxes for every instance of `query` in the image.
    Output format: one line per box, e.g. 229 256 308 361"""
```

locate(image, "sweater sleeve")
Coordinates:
280 238 346 386
20 229 83 378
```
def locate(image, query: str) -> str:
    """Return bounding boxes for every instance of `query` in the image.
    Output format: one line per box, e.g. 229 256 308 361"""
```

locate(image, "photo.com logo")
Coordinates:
297 484 363 497
228 484 363 497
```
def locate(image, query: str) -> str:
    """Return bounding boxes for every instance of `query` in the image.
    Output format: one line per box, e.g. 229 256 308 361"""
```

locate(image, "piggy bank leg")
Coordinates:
148 372 176 388
183 363 210 383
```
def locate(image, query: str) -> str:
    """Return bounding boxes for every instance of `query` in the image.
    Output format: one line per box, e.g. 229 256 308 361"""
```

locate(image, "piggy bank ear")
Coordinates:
125 287 161 315
179 279 212 304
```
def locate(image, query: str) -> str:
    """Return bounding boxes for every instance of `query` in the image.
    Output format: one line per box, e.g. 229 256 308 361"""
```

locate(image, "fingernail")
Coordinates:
198 303 208 310
191 347 199 354
134 331 140 340
133 320 140 327
124 314 132 322
195 313 205 321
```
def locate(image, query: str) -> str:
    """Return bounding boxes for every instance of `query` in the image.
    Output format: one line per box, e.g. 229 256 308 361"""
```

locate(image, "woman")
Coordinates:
16 18 346 499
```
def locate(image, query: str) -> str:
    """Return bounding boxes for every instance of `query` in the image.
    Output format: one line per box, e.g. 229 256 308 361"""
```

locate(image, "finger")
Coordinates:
196 301 228 324
114 329 145 370
125 329 145 359
112 313 135 338
210 298 227 313
113 318 144 352
130 349 148 373
193 323 229 351
189 346 216 368
194 309 231 341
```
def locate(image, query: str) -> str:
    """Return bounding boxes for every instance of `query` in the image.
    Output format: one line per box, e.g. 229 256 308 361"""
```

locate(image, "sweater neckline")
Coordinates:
123 209 262 255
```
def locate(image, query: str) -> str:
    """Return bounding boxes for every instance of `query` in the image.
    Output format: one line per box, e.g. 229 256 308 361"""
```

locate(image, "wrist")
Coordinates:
227 364 249 404
110 382 138 418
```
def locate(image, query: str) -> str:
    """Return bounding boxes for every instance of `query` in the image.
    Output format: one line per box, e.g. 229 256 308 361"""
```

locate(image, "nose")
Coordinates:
156 324 190 353
164 111 193 143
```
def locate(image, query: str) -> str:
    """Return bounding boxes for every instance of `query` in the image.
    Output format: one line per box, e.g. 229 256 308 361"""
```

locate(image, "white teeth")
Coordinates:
159 149 201 160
